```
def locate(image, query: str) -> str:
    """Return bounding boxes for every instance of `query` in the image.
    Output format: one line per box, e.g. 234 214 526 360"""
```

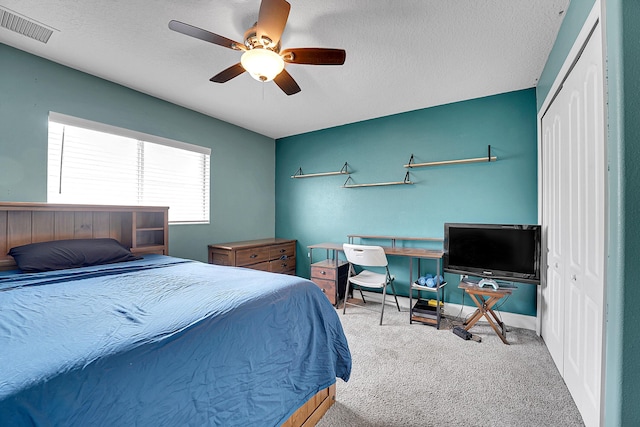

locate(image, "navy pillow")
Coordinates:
8 238 141 272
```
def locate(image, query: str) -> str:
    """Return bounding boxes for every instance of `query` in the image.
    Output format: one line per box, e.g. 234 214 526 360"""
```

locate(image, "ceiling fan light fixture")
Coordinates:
241 48 284 82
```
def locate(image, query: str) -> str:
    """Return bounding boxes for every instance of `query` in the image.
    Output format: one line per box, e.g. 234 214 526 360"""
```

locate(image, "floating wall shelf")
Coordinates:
404 145 497 168
291 162 350 178
342 171 413 188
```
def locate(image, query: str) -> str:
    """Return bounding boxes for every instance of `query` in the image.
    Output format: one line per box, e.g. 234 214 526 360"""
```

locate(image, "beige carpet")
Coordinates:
317 292 585 427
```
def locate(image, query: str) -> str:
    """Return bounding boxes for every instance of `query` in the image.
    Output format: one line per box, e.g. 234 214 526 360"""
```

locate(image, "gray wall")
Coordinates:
0 43 276 262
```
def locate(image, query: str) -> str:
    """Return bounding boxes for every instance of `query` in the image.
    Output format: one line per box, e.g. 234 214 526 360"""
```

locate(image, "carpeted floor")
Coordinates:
317 292 585 427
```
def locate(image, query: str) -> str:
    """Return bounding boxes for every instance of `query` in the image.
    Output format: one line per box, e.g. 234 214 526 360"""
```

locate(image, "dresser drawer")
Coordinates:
235 247 270 266
269 243 295 260
270 257 296 274
210 251 231 266
313 278 337 305
311 264 338 280
249 261 270 272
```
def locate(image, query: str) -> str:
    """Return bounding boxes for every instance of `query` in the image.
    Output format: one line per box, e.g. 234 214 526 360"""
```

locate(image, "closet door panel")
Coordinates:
564 87 585 394
541 102 566 371
564 28 605 426
540 21 605 427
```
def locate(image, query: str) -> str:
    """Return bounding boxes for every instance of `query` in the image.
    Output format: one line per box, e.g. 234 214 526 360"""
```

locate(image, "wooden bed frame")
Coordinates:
0 202 336 426
283 384 336 427
0 202 169 270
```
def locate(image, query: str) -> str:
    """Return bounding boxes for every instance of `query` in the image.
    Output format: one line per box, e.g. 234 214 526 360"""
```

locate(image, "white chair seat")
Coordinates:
348 270 396 289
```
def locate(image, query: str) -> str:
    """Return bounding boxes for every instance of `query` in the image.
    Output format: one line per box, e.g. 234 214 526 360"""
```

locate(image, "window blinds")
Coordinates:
47 113 210 224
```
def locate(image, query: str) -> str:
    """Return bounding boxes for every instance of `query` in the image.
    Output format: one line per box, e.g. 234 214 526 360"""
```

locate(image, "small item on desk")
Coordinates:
427 299 443 308
416 274 443 288
478 278 499 289
417 275 431 286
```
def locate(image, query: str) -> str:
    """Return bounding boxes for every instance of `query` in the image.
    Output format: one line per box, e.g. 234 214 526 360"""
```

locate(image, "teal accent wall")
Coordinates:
537 0 640 424
0 43 276 262
275 89 539 316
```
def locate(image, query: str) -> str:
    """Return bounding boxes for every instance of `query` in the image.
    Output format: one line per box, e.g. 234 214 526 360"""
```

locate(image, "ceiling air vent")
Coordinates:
0 6 54 43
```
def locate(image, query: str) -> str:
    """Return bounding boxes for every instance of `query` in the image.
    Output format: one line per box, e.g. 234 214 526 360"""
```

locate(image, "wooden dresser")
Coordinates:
208 238 296 275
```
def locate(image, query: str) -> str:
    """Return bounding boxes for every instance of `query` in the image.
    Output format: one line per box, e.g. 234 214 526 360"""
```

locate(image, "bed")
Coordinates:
0 203 351 426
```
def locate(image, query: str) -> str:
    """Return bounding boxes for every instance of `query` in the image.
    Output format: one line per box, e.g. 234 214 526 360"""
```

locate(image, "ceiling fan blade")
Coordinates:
256 0 290 46
281 48 346 65
273 69 301 95
210 63 246 83
169 20 242 50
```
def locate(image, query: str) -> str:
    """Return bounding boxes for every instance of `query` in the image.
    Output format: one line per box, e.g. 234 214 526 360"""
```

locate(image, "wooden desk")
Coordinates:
347 234 443 248
309 243 442 268
308 242 445 326
345 235 446 328
308 242 443 284
458 281 514 344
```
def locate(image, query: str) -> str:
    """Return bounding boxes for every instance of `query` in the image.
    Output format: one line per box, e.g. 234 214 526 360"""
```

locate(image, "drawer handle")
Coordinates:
280 255 288 260
280 249 286 253
281 263 288 267
250 254 258 259
320 270 326 275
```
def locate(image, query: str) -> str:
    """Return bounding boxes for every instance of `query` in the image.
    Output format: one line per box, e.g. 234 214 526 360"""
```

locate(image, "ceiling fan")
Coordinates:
169 0 346 95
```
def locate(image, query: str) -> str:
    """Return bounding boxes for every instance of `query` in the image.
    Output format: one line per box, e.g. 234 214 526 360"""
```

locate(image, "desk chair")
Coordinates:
342 243 401 325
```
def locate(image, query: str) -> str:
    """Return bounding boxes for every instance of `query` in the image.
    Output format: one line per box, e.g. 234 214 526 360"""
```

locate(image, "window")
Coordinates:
47 112 210 224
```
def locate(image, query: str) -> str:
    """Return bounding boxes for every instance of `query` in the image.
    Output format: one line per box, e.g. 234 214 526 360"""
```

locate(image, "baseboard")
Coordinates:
443 302 537 331
359 291 538 332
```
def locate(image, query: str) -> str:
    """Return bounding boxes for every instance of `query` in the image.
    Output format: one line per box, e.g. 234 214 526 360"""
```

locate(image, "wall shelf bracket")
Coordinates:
291 162 350 178
342 171 413 188
404 145 497 168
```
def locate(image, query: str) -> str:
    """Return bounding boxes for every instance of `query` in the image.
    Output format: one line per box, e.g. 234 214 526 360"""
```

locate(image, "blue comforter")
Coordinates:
0 255 351 426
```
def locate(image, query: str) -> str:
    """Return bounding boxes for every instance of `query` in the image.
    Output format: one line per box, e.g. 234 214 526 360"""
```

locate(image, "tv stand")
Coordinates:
478 278 499 290
458 281 513 344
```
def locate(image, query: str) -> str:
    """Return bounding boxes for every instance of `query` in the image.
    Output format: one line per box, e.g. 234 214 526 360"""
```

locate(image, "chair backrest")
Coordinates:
343 244 388 267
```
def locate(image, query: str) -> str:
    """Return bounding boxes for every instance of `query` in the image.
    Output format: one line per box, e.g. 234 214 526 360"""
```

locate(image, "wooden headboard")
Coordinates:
0 202 168 270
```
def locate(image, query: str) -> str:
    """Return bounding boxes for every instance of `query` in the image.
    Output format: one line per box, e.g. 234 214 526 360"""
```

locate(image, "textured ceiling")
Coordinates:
0 0 568 139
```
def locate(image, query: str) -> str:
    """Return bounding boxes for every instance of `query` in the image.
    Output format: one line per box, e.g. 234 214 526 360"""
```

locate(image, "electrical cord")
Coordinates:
448 288 467 326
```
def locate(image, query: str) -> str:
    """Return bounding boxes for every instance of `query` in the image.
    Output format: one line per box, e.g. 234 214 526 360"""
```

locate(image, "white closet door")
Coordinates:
540 23 605 426
541 93 567 372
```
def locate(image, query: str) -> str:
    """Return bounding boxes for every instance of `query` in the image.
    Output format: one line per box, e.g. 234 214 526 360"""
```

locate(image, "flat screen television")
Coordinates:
443 223 541 285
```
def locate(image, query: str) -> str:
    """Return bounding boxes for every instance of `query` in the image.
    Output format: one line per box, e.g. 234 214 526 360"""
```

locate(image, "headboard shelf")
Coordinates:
0 202 168 270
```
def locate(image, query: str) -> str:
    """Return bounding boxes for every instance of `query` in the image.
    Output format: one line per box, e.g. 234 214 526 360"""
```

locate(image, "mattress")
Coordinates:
0 255 351 426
